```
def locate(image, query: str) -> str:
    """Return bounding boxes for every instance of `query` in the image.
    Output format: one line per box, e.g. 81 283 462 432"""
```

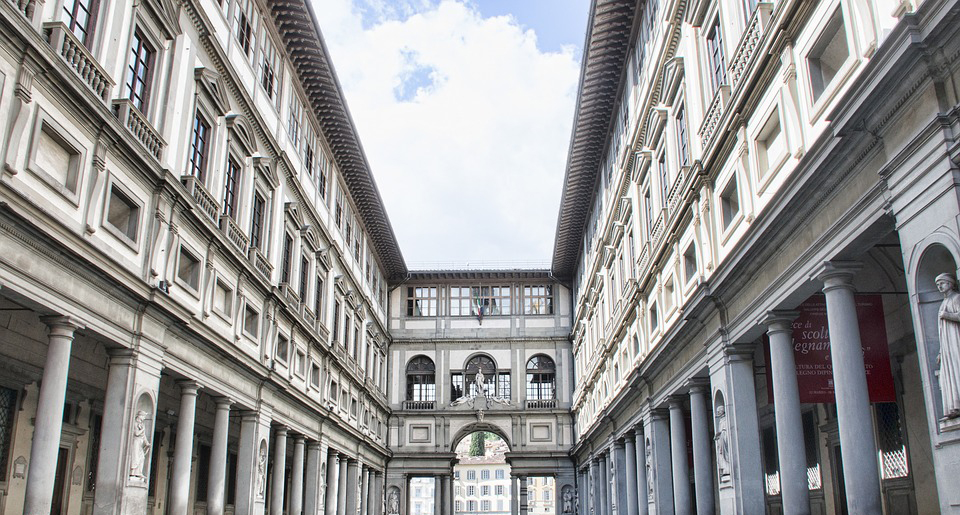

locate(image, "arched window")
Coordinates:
406 356 436 403
526 355 556 401
464 355 497 397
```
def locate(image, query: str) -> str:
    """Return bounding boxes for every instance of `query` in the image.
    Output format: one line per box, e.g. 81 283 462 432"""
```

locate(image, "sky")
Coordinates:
311 0 590 268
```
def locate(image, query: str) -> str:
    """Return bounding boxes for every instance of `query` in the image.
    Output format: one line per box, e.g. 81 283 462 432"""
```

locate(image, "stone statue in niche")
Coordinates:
937 273 960 421
715 403 731 481
561 486 574 513
645 438 654 496
387 488 400 514
256 443 267 498
129 410 150 481
474 370 486 397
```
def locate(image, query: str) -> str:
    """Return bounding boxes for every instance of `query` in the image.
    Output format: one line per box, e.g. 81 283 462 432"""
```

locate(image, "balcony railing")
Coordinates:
113 99 165 160
181 176 219 223
666 166 688 215
219 214 249 255
698 85 730 149
249 246 272 281
403 400 435 410
44 22 113 103
526 399 557 409
728 3 774 90
9 0 35 21
278 282 301 308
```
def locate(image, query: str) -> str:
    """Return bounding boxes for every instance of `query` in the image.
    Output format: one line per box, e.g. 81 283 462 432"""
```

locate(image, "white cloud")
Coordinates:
313 0 581 267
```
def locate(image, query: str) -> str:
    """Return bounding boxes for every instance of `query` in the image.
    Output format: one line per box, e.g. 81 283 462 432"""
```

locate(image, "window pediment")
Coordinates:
662 57 685 107
225 113 256 156
194 67 229 117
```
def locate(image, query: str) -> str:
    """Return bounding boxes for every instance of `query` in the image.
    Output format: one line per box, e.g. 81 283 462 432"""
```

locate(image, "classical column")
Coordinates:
271 428 288 515
23 317 82 515
764 312 810 515
433 475 442 515
442 474 452 515
614 441 628 515
169 382 201 515
345 460 360 515
290 437 305 515
669 400 691 515
358 466 368 515
305 442 323 515
599 453 609 515
818 263 882 515
688 386 714 515
624 434 639 515
518 475 528 515
337 457 349 515
634 427 649 515
208 398 233 515
646 410 674 515
373 472 384 515
325 451 341 515
511 474 521 515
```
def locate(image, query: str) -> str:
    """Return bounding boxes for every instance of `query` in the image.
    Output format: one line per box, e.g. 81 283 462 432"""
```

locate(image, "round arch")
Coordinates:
450 422 512 453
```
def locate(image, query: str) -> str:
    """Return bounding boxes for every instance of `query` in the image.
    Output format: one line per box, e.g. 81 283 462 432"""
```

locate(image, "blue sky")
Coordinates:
314 0 589 267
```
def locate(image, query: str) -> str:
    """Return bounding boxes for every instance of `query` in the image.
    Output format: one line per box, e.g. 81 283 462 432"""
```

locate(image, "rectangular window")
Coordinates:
706 19 727 93
243 304 259 338
498 373 511 399
495 470 504 480
289 96 302 146
62 0 97 47
683 243 698 283
177 246 201 290
450 372 464 401
126 29 155 113
299 254 310 298
281 232 293 285
657 149 668 209
449 287 473 316
482 500 490 511
106 186 139 242
222 157 240 219
676 102 689 167
189 112 210 181
469 286 511 316
295 349 306 377
808 9 849 102
406 287 438 317
234 0 258 57
332 300 341 343
756 108 785 177
316 154 327 199
250 191 265 251
524 285 553 315
259 34 281 103
481 471 490 480
214 279 233 316
275 334 289 364
311 363 321 387
720 176 740 229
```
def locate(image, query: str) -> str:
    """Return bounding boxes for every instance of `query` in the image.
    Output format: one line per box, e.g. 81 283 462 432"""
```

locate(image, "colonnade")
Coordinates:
576 262 887 515
18 316 385 515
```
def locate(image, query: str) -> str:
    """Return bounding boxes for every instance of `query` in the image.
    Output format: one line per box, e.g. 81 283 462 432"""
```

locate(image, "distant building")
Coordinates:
454 439 512 515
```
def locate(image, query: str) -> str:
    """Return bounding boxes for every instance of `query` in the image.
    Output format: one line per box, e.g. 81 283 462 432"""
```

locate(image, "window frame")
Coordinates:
102 178 142 248
125 27 156 114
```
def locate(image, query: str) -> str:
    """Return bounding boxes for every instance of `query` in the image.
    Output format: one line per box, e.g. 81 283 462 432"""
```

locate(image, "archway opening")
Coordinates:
453 432 512 514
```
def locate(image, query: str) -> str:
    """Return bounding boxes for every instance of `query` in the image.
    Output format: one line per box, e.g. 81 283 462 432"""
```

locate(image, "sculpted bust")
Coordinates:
937 273 960 419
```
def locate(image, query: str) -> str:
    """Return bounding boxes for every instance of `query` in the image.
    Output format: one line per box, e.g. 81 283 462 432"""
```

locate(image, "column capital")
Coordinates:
177 380 200 396
686 379 710 394
815 261 862 291
613 439 625 450
106 347 137 365
307 441 322 450
668 396 685 410
634 425 644 438
215 396 234 408
649 408 670 420
292 434 306 444
622 430 636 443
40 315 84 336
275 426 289 437
761 310 800 334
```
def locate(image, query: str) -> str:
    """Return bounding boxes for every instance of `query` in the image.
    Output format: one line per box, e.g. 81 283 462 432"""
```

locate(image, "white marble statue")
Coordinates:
388 489 400 514
129 410 150 480
474 370 485 397
645 438 654 496
562 486 574 513
256 445 267 497
715 403 731 481
937 273 960 419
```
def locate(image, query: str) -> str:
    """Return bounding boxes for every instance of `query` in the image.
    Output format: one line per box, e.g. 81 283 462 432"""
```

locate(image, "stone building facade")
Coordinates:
557 0 960 514
4 0 960 514
0 3 399 515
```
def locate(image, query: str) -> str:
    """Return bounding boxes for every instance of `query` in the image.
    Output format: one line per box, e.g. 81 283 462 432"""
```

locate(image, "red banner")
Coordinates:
764 294 895 403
